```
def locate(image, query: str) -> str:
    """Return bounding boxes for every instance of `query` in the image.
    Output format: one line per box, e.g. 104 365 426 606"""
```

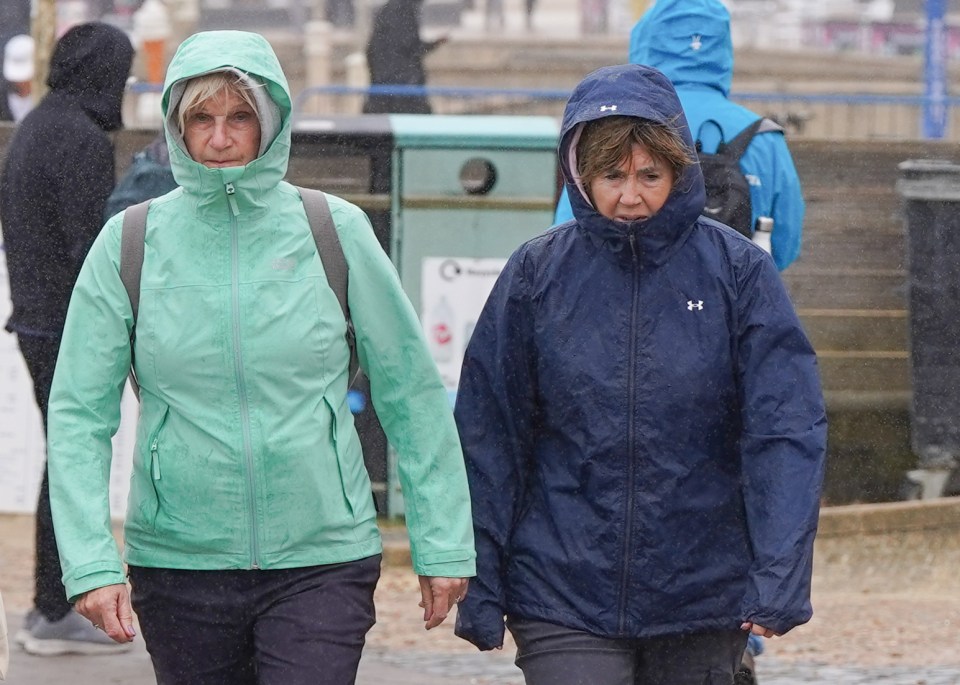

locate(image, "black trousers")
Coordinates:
128 555 382 685
507 616 749 685
16 333 72 621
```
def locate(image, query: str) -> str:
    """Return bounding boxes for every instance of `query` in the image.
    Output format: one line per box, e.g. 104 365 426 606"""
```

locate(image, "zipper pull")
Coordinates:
150 439 161 480
225 182 239 216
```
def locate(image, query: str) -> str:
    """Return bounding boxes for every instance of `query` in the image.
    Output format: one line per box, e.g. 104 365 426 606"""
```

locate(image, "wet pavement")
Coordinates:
6 607 960 685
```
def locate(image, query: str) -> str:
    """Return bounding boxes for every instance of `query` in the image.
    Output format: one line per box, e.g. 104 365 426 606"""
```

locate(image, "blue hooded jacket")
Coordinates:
454 64 826 651
553 0 805 271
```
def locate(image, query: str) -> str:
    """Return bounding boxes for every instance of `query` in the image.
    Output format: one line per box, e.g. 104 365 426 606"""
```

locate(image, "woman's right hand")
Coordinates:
74 583 138 643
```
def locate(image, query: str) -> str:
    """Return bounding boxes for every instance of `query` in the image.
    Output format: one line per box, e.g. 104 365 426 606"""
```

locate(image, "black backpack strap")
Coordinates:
724 117 782 160
296 186 359 387
120 199 152 400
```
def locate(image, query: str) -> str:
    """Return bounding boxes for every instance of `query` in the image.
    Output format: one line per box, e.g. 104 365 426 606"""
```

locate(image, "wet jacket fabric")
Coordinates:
1 22 133 337
47 30 475 602
454 64 826 650
554 0 805 271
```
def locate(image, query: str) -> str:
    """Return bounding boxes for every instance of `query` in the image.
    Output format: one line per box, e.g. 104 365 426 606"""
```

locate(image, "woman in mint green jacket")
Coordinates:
46 30 474 683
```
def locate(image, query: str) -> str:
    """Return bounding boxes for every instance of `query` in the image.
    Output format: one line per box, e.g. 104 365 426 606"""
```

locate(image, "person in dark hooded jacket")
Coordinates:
453 63 827 684
362 0 446 114
0 21 134 656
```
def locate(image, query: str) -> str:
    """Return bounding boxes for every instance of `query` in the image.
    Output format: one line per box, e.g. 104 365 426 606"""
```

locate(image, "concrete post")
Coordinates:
303 20 333 117
345 51 368 115
32 0 56 102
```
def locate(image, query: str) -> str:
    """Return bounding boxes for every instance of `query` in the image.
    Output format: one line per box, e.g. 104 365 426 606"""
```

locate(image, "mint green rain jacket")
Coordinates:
47 30 475 602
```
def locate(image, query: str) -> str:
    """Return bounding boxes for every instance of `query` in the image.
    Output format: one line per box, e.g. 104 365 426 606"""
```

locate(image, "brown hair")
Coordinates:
576 115 693 189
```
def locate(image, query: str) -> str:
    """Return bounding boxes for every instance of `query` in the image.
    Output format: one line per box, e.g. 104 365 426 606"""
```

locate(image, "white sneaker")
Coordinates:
22 611 133 656
13 608 39 647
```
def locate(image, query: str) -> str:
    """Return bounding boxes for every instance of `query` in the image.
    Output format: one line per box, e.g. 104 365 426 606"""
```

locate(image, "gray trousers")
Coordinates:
507 616 748 685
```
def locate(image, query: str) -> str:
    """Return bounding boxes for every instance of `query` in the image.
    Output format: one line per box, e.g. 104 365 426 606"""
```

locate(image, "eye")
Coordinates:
603 170 624 182
232 110 256 125
189 112 212 125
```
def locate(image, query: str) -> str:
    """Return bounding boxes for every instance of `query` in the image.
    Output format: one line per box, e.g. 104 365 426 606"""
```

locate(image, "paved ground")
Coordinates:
3 514 960 684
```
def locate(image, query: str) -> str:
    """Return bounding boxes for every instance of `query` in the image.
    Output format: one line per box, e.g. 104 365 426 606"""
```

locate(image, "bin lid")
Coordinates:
389 114 559 150
897 159 960 201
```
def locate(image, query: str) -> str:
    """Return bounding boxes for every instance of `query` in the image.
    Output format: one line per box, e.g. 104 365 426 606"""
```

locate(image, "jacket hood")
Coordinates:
628 0 734 96
47 22 133 132
558 63 705 266
161 30 292 219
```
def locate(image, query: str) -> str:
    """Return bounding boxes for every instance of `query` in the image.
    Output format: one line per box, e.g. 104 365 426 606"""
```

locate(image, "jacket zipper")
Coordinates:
226 182 261 569
618 233 641 633
150 407 170 480
148 405 170 481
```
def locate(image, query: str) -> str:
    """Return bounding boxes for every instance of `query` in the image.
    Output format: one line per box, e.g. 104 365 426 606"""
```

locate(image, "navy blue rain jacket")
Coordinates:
454 64 827 651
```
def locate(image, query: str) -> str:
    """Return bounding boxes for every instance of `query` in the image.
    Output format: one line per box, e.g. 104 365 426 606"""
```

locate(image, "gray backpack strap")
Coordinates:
120 199 152 400
296 186 359 386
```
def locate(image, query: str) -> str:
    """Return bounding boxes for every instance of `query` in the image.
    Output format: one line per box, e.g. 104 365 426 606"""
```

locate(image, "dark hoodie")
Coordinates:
1 22 133 336
455 64 826 650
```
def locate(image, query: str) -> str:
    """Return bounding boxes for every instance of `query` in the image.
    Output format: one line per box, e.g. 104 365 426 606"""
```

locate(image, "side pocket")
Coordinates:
322 395 363 521
131 404 170 535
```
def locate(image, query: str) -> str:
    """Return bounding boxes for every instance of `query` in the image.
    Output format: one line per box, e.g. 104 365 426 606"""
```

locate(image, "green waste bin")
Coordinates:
385 114 559 515
290 113 559 516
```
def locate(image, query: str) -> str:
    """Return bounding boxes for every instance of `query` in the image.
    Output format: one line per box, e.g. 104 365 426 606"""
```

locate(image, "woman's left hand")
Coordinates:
741 621 780 638
417 575 469 630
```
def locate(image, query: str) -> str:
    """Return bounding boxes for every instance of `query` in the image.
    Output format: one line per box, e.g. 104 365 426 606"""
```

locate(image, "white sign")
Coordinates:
0 248 135 518
420 257 507 397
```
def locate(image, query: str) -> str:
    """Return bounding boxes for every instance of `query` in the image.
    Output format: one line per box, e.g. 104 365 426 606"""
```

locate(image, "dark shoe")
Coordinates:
734 651 758 685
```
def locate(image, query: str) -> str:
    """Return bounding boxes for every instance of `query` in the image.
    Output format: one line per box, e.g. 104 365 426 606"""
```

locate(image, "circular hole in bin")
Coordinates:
459 158 497 195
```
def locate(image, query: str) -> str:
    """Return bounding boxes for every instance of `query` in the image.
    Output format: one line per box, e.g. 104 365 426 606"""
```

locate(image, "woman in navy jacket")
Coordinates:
453 63 827 684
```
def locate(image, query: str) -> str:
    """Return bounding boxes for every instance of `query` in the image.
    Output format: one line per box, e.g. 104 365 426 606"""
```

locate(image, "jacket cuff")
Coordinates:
454 598 505 651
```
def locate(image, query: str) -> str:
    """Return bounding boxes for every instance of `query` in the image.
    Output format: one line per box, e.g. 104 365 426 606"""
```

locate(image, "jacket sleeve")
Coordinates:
747 132 805 271
452 251 538 651
46 216 132 602
333 202 476 579
735 252 826 635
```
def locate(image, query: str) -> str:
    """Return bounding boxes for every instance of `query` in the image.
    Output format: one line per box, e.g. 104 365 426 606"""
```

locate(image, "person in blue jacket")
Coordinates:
553 0 805 272
453 63 827 685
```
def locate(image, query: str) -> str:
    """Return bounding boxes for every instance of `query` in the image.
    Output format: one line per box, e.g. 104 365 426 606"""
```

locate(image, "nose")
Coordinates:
620 177 643 206
209 118 230 150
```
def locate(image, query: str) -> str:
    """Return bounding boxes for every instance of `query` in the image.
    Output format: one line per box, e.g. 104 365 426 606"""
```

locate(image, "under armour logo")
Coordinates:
599 104 618 112
690 34 703 50
687 300 704 311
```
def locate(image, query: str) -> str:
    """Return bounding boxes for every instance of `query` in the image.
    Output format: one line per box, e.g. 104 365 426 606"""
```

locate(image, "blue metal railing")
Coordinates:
128 81 960 139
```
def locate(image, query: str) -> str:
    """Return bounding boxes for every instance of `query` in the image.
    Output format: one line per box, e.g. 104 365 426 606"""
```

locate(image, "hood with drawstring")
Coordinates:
558 63 705 266
160 30 291 220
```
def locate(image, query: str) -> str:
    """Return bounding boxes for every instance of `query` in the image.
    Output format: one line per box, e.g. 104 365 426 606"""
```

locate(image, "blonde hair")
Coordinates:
175 71 260 135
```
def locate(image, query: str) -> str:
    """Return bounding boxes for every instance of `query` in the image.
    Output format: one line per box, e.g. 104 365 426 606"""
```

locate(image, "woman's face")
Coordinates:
183 88 261 168
587 143 675 222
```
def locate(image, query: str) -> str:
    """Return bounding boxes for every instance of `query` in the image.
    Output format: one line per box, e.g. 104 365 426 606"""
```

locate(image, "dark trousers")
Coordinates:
16 333 72 621
507 616 749 685
128 555 382 685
